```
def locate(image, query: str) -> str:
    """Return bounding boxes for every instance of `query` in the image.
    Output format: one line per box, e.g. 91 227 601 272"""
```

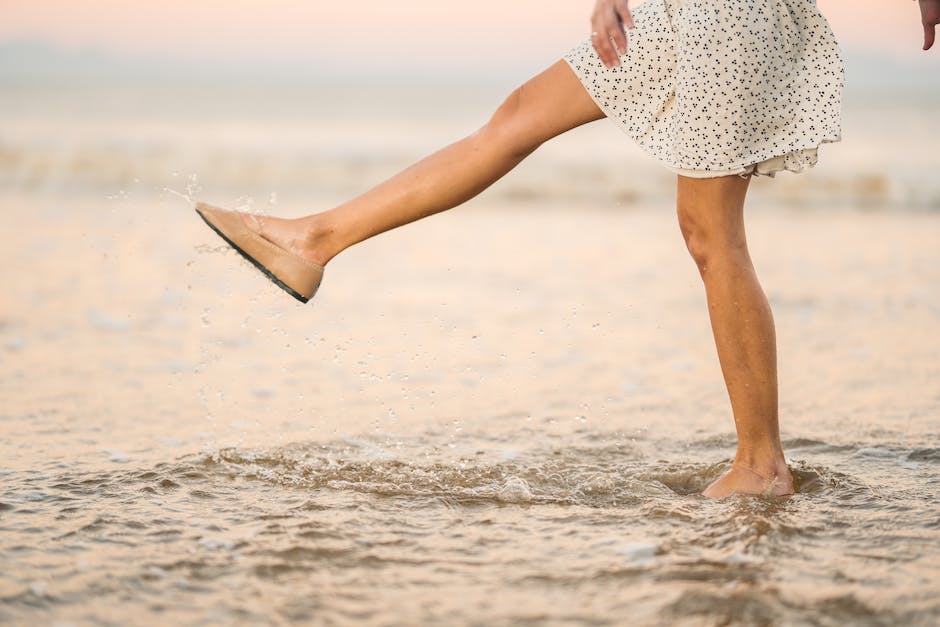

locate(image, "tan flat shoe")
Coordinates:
195 202 324 303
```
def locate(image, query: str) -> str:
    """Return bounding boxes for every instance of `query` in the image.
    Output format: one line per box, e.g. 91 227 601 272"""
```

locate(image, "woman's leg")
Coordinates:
676 173 794 497
250 60 605 266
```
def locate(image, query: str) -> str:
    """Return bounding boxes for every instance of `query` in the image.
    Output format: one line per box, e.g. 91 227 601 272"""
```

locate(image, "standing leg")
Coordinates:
676 173 794 497
248 60 605 266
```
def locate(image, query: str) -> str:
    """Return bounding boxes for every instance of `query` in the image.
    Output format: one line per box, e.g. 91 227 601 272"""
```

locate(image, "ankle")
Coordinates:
296 215 339 266
733 448 789 476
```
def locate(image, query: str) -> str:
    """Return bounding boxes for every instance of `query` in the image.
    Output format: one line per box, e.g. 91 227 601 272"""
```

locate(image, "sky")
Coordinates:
0 0 934 79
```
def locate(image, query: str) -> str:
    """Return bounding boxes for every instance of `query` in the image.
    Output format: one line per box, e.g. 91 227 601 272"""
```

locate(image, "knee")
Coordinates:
677 203 749 277
477 86 544 159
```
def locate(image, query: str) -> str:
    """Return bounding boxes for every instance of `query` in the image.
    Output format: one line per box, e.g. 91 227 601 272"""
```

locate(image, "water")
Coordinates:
1 78 938 210
3 433 939 625
2 75 940 624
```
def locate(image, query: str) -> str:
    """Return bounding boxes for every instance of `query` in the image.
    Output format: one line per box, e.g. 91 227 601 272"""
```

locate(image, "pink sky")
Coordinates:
0 0 931 72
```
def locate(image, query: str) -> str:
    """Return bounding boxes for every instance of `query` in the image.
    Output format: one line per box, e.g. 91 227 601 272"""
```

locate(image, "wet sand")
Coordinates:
2 192 939 624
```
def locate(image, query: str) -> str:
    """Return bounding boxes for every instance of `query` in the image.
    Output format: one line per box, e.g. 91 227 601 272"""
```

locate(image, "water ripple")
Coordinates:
1 433 937 625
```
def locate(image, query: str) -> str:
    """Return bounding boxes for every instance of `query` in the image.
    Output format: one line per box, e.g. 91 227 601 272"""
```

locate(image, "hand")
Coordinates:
921 0 940 50
591 0 635 69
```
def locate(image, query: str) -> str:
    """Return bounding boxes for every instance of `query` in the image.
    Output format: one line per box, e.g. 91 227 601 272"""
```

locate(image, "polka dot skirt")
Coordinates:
563 0 845 178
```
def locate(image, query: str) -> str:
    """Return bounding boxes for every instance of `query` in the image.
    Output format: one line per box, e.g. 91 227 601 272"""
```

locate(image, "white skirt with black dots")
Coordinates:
563 0 844 178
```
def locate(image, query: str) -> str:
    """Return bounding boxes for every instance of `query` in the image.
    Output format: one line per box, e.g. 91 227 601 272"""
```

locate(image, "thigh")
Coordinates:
676 173 753 242
490 60 606 146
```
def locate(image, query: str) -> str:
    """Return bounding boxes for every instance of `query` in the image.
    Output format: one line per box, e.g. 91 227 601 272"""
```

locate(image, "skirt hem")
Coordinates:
664 137 842 179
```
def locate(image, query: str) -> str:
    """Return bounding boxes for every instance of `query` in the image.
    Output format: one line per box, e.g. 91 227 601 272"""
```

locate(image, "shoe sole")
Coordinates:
195 207 311 304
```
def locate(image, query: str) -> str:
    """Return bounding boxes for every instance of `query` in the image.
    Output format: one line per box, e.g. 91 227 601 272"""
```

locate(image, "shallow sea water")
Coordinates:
3 76 940 624
3 193 939 625
5 432 940 626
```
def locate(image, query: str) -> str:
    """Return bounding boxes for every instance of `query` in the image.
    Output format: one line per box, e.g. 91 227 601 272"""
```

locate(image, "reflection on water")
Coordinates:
2 195 939 624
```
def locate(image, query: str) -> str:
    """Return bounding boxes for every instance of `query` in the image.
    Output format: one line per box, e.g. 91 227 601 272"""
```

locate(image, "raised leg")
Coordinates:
676 173 794 498
251 60 605 266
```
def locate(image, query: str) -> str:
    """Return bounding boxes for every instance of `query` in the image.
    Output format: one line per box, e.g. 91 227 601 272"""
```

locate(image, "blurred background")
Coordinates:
2 0 939 478
2 0 938 466
1 0 938 210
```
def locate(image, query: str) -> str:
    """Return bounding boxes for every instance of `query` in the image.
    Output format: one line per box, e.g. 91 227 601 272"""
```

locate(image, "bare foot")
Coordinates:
239 213 331 267
702 462 794 498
